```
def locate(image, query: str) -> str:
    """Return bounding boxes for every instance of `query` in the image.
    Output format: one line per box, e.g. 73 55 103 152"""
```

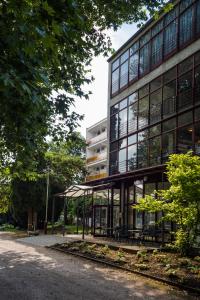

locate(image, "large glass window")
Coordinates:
128 103 137 133
149 136 161 166
139 43 150 75
162 131 175 162
112 68 119 95
138 96 149 129
151 32 163 67
194 123 200 154
194 65 200 103
178 71 193 110
120 61 128 89
150 89 162 124
179 7 193 46
110 151 118 175
177 125 193 153
110 114 118 141
164 20 177 57
118 148 126 173
137 141 148 168
119 109 127 137
163 80 176 117
197 0 200 35
128 144 137 171
129 52 139 82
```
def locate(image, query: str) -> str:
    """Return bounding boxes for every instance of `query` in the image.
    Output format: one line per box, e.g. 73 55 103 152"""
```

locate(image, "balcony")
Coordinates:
86 172 107 182
87 131 107 146
86 151 107 165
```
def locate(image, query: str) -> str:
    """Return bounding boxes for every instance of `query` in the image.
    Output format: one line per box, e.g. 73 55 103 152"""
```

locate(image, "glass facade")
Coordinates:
110 51 200 175
111 0 200 96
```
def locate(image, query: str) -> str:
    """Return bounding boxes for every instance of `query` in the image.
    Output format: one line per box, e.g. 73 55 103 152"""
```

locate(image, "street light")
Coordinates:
44 167 50 234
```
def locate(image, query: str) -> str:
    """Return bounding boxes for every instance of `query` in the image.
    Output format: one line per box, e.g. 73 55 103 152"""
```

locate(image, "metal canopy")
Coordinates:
54 182 113 198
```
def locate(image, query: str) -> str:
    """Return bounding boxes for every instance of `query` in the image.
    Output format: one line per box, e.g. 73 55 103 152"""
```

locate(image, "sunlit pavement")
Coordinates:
0 232 198 300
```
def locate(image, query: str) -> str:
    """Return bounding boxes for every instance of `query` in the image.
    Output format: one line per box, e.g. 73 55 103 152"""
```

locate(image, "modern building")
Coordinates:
86 0 200 239
86 118 108 182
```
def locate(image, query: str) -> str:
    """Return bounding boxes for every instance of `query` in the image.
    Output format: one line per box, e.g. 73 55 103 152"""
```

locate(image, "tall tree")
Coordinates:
0 0 168 171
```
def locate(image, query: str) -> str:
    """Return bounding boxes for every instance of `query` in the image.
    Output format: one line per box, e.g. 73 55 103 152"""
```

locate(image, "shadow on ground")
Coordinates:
0 233 198 300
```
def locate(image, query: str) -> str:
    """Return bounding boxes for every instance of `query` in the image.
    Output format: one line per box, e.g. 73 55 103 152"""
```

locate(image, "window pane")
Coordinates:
138 129 148 142
109 151 118 175
180 0 193 13
118 148 126 173
178 111 193 127
139 43 150 75
149 136 161 166
194 65 200 103
138 141 148 168
119 108 127 137
163 80 176 117
163 67 176 83
162 131 175 162
128 134 137 145
140 31 150 46
129 52 139 81
178 71 193 109
112 58 119 71
149 124 161 137
195 107 200 121
150 76 162 92
121 50 129 64
112 68 119 95
177 126 193 153
164 6 178 26
128 103 137 133
119 138 127 149
129 92 138 105
119 98 127 110
150 89 162 124
179 7 193 46
130 41 139 55
151 32 163 67
195 51 200 66
194 123 200 155
178 56 193 75
152 20 163 36
164 21 177 57
139 84 149 98
138 96 149 129
197 0 200 35
162 117 176 132
110 114 118 141
111 103 119 115
128 145 137 171
120 61 128 89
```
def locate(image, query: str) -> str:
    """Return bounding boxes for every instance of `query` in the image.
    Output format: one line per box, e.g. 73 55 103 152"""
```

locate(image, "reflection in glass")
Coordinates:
112 68 119 94
178 111 193 127
149 136 161 166
128 103 137 133
179 7 193 46
129 92 138 105
109 151 118 175
139 43 150 75
120 61 128 88
128 144 137 171
118 148 126 173
119 109 127 137
149 124 161 137
162 131 175 162
150 89 162 123
195 123 200 155
138 141 148 168
128 134 137 145
151 32 163 67
138 96 149 129
162 118 176 132
177 126 193 153
110 114 118 141
164 21 177 56
178 71 193 109
194 65 200 103
129 52 139 81
150 76 162 92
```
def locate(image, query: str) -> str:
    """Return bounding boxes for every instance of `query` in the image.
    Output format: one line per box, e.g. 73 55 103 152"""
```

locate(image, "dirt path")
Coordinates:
0 232 198 300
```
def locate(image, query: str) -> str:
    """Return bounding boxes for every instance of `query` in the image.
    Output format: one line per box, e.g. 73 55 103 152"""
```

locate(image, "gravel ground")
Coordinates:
0 232 199 300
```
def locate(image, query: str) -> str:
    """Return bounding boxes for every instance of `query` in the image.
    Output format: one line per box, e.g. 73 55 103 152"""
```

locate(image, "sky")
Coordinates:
74 23 138 137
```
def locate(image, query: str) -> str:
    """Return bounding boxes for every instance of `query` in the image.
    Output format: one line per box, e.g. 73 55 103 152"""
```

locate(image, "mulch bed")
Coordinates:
52 240 200 293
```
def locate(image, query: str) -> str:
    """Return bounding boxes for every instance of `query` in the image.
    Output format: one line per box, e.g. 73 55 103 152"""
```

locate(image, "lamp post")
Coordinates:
44 168 50 234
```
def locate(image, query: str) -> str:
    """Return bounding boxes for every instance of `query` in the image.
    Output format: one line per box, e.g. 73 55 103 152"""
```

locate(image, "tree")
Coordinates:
10 133 86 227
135 152 200 255
0 0 169 171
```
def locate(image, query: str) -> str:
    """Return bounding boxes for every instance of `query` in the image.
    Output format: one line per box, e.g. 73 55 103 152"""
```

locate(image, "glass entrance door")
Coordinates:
94 205 108 236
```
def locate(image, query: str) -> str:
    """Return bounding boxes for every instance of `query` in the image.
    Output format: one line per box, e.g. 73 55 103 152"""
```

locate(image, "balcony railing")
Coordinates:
86 172 107 182
86 151 107 164
87 131 107 145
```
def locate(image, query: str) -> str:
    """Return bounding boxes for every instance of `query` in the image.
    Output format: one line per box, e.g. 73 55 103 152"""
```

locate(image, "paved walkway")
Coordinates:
17 233 158 252
0 232 197 300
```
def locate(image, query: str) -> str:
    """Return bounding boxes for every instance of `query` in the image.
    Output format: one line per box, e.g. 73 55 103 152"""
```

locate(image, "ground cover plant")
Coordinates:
55 241 200 290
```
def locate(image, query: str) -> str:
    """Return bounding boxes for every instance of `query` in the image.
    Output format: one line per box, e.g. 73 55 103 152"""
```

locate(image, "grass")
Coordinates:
47 222 83 234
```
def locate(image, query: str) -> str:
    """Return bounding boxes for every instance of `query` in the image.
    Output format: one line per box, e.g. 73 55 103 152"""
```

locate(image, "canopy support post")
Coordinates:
82 191 86 240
